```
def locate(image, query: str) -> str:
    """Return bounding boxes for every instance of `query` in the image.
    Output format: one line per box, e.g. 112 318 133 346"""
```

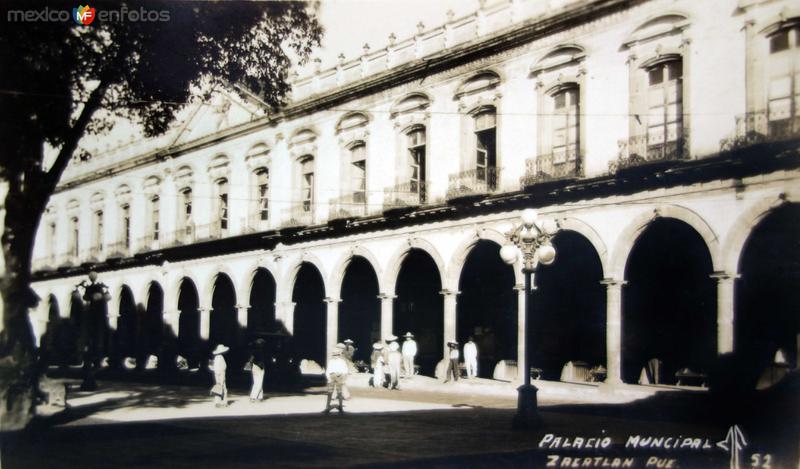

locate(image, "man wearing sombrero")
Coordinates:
443 341 460 383
323 344 349 414
211 344 229 407
401 332 417 379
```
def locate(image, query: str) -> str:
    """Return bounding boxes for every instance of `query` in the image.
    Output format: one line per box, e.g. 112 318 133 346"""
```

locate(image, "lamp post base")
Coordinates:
512 383 541 430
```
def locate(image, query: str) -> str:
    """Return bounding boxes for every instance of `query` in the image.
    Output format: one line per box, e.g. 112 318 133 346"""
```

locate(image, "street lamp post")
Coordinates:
500 208 558 429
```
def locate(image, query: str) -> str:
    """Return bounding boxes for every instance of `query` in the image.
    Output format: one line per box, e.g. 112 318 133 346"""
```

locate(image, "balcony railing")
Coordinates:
137 234 160 252
195 222 227 240
32 254 58 271
520 150 582 187
86 245 104 261
383 181 430 210
446 167 499 199
165 224 196 247
242 213 268 233
106 241 130 258
284 202 314 227
720 110 800 151
610 131 689 172
329 192 370 220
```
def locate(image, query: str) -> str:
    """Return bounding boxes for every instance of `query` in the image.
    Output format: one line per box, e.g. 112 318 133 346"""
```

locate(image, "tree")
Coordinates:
0 0 321 430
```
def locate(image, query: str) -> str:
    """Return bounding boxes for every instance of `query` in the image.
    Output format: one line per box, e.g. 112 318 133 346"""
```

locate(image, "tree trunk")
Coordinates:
0 187 46 432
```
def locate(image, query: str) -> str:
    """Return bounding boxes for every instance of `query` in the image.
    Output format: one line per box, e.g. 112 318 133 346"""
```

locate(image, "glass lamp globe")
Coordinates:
499 244 519 265
521 209 538 229
537 243 556 265
539 218 558 236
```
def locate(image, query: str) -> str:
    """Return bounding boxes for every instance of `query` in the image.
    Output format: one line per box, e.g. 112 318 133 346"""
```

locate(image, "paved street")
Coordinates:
2 375 798 468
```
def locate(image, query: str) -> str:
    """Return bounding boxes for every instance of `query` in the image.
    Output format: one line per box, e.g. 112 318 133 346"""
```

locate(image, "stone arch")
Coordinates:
166 273 199 312
556 217 609 275
245 264 280 301
446 228 522 291
138 276 164 309
383 237 446 295
282 251 328 300
202 266 241 308
609 204 720 280
329 245 384 297
720 194 798 275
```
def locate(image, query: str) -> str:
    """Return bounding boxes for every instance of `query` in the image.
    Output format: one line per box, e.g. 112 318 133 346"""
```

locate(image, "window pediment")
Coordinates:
455 71 501 100
114 184 132 204
391 93 431 119
143 176 161 196
89 192 105 210
531 45 586 76
66 199 80 212
624 14 690 49
336 112 370 134
245 143 270 171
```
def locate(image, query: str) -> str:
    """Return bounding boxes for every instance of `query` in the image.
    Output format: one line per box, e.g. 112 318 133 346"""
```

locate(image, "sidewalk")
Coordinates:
7 378 797 469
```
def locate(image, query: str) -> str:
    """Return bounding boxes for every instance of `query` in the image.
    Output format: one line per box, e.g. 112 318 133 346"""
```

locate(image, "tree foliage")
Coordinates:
0 0 321 430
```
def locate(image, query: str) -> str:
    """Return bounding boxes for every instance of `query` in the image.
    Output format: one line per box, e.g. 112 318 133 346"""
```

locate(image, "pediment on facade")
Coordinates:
169 90 265 147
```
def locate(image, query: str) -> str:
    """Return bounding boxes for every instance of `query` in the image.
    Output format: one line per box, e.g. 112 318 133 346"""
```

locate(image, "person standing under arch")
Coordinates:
464 337 478 379
402 332 417 379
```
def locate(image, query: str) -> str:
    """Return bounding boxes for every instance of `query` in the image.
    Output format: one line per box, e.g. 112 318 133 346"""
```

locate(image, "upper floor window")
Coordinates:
766 23 800 137
149 196 160 241
299 156 314 212
179 187 193 229
473 107 497 188
215 179 229 231
47 221 57 257
349 143 367 204
550 85 580 164
120 203 131 248
254 168 269 221
92 210 103 250
406 126 426 202
69 216 79 257
644 59 683 159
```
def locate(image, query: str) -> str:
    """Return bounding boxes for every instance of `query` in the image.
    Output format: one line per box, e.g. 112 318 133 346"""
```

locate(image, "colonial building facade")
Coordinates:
28 0 800 386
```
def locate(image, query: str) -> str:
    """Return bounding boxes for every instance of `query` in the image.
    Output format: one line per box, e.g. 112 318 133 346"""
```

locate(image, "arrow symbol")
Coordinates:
717 425 747 469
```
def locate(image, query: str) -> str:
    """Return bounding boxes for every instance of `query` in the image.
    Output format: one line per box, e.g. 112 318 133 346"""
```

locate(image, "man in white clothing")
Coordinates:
401 332 417 379
324 346 349 414
464 337 478 379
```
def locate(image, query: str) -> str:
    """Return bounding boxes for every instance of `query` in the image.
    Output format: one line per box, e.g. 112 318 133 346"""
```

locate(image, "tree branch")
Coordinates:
44 81 109 192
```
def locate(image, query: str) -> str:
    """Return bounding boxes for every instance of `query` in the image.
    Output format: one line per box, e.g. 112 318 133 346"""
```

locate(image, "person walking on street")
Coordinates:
370 343 385 388
249 338 267 402
387 341 402 390
211 344 230 407
401 332 417 379
324 347 349 414
464 336 478 379
343 339 356 362
443 341 460 383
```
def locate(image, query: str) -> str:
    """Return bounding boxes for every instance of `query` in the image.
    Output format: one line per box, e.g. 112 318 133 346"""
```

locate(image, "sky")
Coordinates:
299 0 481 74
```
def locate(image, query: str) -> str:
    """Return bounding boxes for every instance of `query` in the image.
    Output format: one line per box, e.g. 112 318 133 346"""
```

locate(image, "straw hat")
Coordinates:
335 343 346 350
343 339 354 344
212 344 230 355
385 334 398 342
373 342 384 350
447 341 458 347
404 332 414 338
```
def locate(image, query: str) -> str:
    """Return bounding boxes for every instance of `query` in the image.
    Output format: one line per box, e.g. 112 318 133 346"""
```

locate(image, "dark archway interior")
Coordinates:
457 241 517 378
42 295 74 368
249 268 277 336
211 274 238 348
622 218 716 384
177 278 201 368
533 231 606 381
116 286 138 360
292 263 327 367
737 204 800 372
394 249 443 376
339 257 380 362
67 292 83 365
143 283 164 362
